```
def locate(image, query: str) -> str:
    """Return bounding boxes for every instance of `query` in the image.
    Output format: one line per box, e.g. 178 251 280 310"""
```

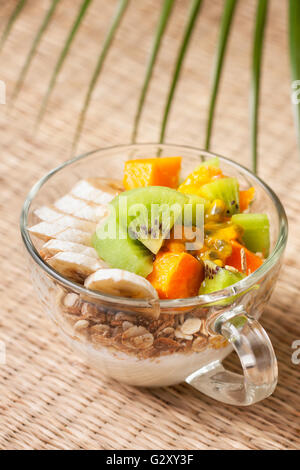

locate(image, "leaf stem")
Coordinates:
37 0 92 125
131 0 175 143
289 0 300 154
205 0 238 151
12 0 61 102
159 0 203 143
251 0 268 174
71 0 129 154
0 0 27 52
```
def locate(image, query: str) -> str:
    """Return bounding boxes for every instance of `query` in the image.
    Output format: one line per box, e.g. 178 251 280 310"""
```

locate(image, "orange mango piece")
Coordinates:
210 223 241 243
164 239 186 253
178 165 224 196
123 157 182 190
239 187 255 212
147 251 204 299
225 240 263 275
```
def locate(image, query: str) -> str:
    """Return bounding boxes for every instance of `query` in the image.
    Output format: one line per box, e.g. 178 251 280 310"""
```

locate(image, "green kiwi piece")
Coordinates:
199 260 245 295
92 218 153 278
231 213 270 257
199 177 240 215
111 186 188 254
196 156 220 169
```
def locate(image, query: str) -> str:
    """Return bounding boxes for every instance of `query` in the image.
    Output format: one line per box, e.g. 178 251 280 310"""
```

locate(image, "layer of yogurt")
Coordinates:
64 331 233 387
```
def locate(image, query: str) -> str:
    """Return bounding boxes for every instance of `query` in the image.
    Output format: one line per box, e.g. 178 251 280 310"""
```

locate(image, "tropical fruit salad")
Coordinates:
29 156 269 301
28 156 269 380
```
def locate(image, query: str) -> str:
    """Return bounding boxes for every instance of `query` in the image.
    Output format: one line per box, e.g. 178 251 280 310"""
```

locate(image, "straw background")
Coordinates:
0 0 299 450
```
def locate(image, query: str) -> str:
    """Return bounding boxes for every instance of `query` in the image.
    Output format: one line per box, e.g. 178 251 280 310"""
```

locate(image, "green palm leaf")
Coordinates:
71 0 129 154
250 0 268 174
37 0 92 124
0 0 27 52
131 0 175 143
205 0 237 150
159 0 203 143
289 0 300 153
12 0 61 102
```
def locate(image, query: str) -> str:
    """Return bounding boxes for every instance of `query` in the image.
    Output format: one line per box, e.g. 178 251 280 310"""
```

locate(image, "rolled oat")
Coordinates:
192 336 208 352
74 319 89 331
62 293 81 314
181 318 202 335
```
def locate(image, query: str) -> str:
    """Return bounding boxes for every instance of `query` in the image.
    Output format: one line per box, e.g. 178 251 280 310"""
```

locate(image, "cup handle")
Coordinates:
185 309 278 406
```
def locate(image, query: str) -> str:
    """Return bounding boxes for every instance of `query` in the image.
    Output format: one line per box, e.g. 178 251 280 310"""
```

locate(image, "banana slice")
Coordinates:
48 252 107 282
76 204 108 223
88 177 124 194
33 207 96 232
28 217 95 242
84 269 160 319
55 228 92 246
71 179 117 205
28 222 64 241
40 239 98 260
34 206 62 222
54 194 108 223
54 216 96 233
54 194 88 214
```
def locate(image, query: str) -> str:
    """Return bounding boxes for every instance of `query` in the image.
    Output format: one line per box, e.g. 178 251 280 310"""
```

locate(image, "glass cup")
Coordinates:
20 144 288 406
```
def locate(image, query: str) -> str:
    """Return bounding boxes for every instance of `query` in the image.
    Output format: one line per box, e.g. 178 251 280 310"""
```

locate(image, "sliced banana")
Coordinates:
76 204 108 223
28 222 63 241
71 179 117 205
34 206 62 223
84 269 160 319
54 194 108 223
55 228 92 246
54 194 88 214
88 177 124 194
28 217 95 242
55 216 96 233
40 239 98 260
48 252 107 282
33 208 96 231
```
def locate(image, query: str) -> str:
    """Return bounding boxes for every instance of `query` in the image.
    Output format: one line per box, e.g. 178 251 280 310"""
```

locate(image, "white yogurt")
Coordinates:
64 333 233 387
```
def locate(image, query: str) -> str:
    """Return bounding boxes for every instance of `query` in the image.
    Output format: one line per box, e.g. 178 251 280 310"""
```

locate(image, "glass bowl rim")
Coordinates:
20 143 288 309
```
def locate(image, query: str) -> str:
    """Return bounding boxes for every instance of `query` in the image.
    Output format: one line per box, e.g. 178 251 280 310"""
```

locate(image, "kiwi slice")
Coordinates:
232 213 270 257
92 217 153 278
111 186 188 254
199 177 240 215
195 156 220 169
199 260 245 294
